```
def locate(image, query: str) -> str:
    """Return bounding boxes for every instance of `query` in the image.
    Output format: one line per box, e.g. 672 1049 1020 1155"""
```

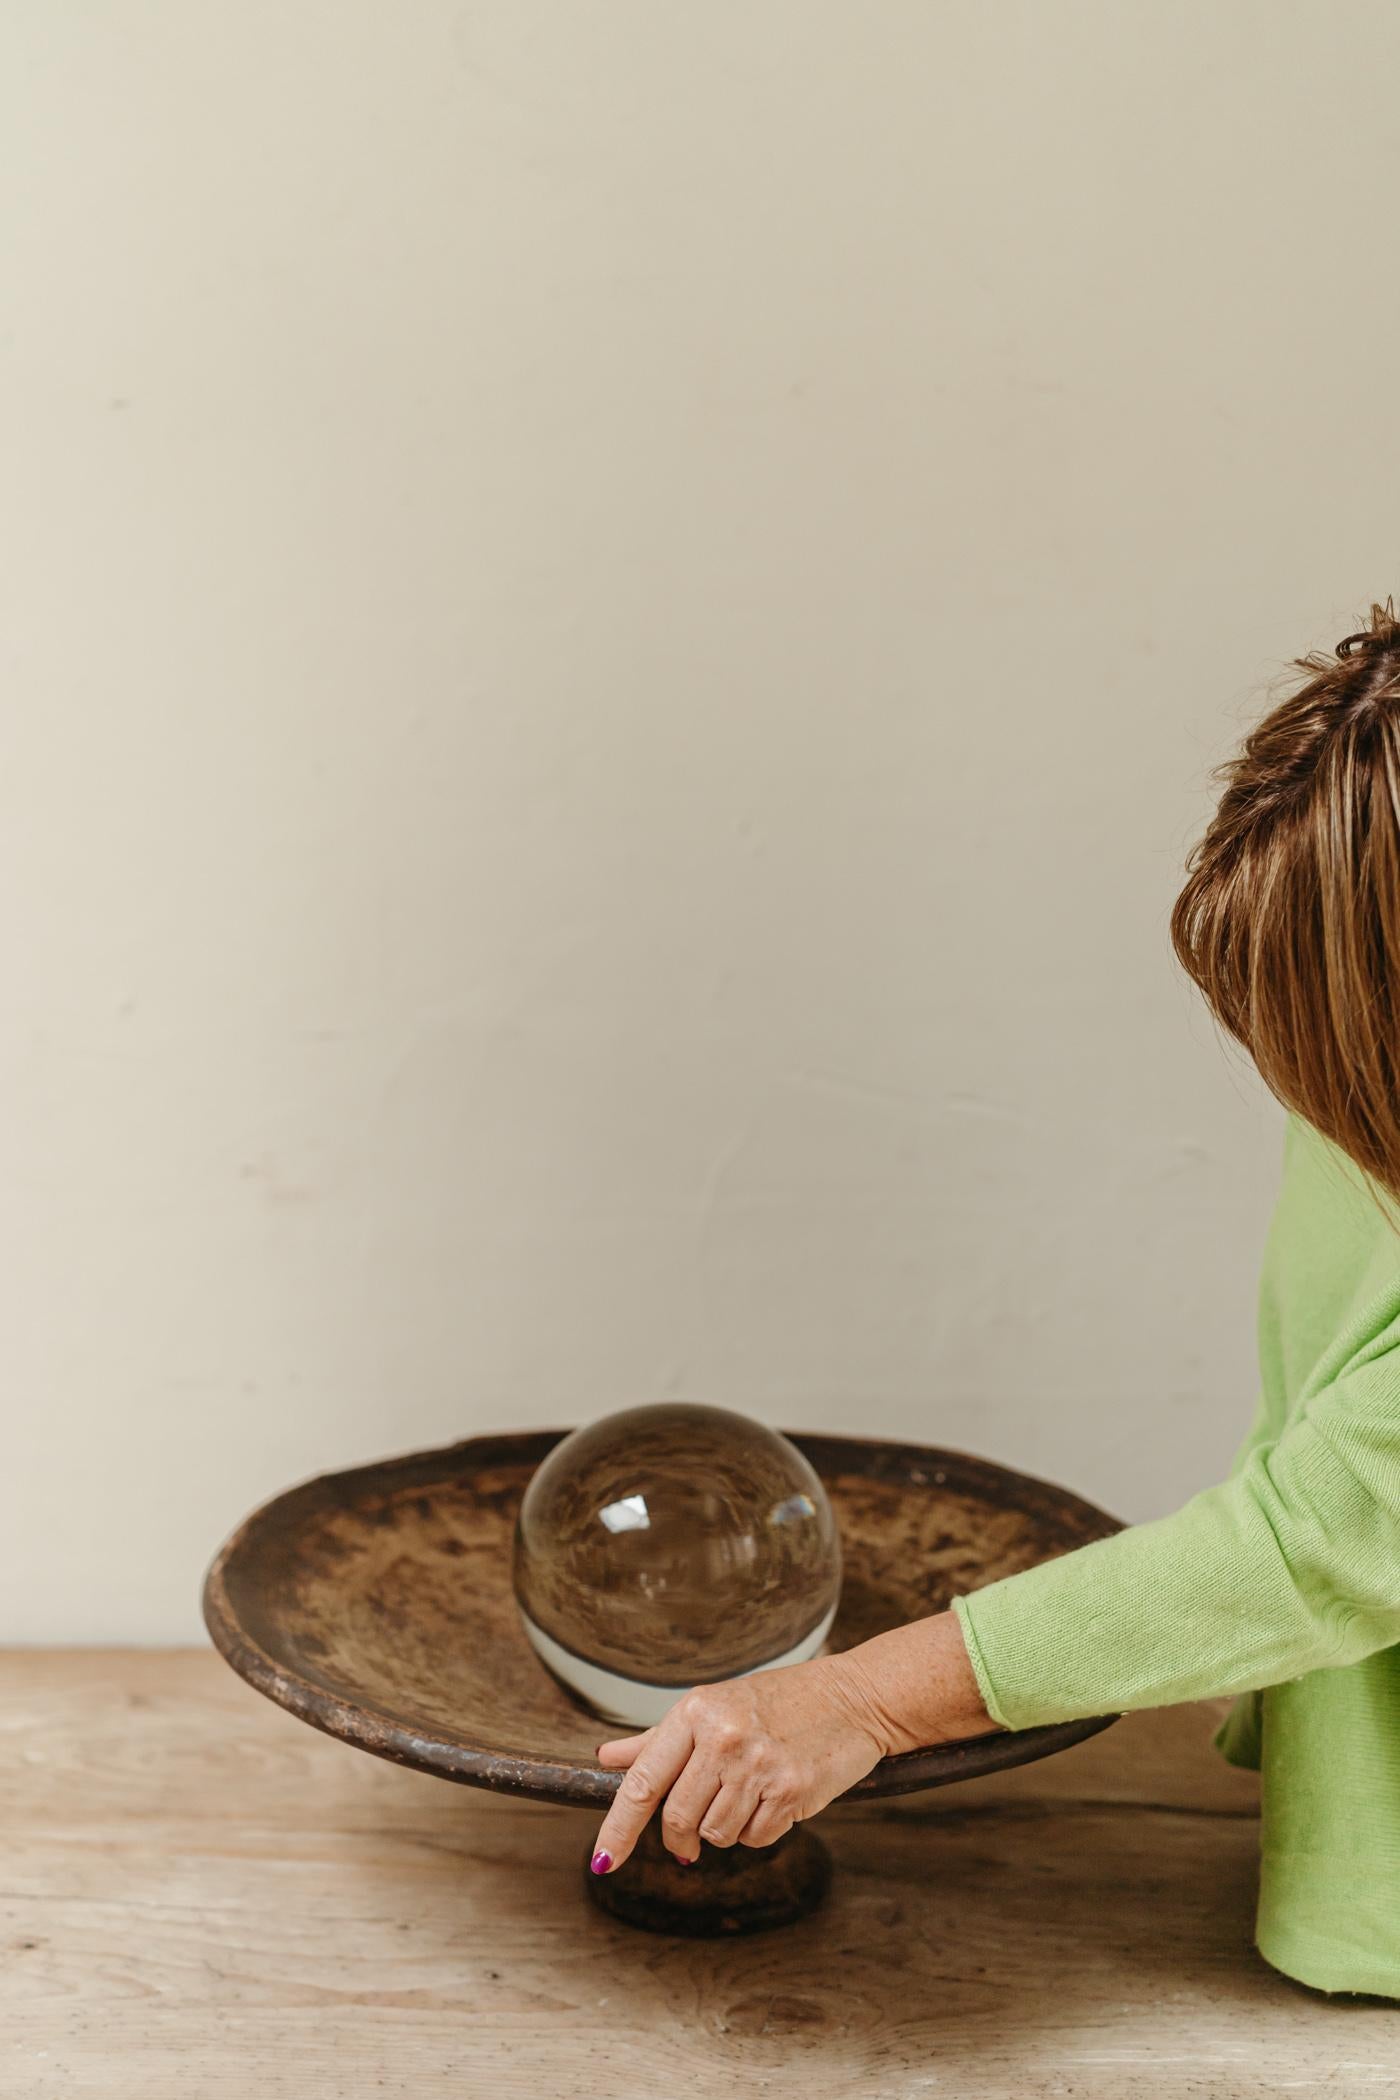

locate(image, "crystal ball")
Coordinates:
512 1402 843 1728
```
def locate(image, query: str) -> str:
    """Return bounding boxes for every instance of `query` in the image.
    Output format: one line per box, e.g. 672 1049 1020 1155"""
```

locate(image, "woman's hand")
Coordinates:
590 1609 997 1874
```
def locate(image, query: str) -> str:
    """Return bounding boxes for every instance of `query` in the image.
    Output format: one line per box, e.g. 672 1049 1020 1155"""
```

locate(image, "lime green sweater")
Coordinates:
953 1111 1400 1998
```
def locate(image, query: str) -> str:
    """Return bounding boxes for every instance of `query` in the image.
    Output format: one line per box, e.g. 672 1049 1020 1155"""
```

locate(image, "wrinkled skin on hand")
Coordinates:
590 1609 995 1872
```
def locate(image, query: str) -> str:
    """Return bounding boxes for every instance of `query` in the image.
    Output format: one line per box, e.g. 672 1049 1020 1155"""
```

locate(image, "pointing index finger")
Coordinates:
591 1708 696 1873
595 1728 650 1769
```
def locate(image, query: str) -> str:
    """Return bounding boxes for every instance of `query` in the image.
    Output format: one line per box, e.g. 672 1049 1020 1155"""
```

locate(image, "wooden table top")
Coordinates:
6 1650 1394 2096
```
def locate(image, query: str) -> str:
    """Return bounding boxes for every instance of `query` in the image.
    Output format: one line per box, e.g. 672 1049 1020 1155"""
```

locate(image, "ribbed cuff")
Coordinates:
951 1591 1017 1732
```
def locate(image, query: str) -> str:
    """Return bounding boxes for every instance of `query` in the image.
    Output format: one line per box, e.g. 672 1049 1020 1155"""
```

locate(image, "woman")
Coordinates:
589 602 1400 2000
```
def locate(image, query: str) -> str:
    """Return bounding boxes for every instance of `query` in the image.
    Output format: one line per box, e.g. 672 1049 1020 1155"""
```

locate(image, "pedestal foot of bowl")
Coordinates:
583 1816 832 1936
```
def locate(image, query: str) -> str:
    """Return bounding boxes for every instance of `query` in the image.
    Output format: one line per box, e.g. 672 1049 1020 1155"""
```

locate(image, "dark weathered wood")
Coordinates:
202 1429 1124 1933
203 1428 1122 1807
584 1816 834 1936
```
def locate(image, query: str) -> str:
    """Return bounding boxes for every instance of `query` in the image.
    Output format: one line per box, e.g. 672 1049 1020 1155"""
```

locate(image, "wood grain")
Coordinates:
5 1651 1394 2097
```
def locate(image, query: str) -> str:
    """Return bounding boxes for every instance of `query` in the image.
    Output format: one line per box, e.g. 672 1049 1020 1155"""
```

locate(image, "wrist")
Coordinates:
829 1610 999 1758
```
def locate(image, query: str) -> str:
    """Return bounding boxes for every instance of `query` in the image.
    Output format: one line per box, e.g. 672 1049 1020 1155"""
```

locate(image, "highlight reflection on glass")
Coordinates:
598 1495 650 1535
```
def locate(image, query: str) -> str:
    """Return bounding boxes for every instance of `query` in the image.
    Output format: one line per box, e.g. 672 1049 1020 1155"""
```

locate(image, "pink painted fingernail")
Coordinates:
590 1850 612 1875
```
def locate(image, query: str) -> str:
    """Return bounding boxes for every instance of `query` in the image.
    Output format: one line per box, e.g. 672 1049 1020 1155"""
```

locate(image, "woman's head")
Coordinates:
1172 599 1400 1204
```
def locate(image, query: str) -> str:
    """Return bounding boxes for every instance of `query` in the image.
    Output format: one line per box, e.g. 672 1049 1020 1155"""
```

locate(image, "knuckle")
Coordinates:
619 1766 657 1804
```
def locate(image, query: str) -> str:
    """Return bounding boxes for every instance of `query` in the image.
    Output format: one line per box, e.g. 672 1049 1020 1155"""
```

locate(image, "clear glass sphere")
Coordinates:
512 1402 843 1728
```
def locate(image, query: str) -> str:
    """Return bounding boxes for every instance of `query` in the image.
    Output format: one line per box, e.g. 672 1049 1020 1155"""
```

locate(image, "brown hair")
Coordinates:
1171 598 1400 1209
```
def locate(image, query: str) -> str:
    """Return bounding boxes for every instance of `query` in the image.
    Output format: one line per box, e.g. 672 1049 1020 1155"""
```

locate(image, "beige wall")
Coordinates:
5 1 1396 1641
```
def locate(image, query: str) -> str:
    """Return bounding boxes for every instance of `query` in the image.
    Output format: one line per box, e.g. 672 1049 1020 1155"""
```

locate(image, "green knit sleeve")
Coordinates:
951 1342 1400 1729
